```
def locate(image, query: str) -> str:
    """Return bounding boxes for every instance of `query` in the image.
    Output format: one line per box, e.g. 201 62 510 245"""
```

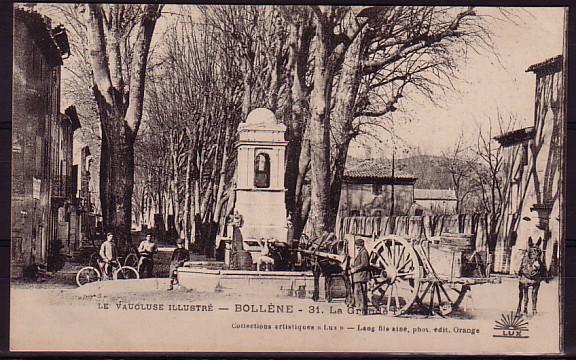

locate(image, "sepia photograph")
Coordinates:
10 3 566 354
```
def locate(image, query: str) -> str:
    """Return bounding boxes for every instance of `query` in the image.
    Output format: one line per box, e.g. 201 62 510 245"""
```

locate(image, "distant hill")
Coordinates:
396 155 455 189
347 154 456 189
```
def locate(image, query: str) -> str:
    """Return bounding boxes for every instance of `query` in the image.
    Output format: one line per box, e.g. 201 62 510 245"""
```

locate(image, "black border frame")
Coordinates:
1 0 575 357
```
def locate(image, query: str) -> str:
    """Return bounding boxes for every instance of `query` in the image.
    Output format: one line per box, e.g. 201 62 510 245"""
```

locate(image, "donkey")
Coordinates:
517 236 546 316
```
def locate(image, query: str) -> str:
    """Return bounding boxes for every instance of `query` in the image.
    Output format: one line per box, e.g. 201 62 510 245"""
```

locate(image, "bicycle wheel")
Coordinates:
76 266 101 287
124 253 139 268
113 266 140 280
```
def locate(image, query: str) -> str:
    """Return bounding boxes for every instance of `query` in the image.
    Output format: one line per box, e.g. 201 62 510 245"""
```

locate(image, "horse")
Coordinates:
517 236 546 316
306 232 353 304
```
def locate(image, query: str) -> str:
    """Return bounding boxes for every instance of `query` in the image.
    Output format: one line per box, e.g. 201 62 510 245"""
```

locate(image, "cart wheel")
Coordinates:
369 236 421 316
416 282 471 316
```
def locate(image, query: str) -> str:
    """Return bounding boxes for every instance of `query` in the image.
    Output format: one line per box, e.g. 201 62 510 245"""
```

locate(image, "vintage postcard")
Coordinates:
10 3 565 354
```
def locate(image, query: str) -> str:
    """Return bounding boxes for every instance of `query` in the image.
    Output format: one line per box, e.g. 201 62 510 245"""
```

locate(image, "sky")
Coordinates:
46 4 565 159
350 7 566 158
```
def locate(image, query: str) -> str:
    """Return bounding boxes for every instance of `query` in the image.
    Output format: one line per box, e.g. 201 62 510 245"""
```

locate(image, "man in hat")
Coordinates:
99 232 118 279
168 238 190 290
350 238 371 315
138 232 158 278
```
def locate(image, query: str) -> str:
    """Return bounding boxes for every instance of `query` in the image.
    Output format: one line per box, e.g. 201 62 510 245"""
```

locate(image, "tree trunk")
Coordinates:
292 136 310 240
169 133 181 236
213 119 232 223
327 32 363 231
86 4 161 253
284 18 312 232
100 133 110 231
97 106 135 252
183 150 192 247
308 9 336 239
241 59 252 119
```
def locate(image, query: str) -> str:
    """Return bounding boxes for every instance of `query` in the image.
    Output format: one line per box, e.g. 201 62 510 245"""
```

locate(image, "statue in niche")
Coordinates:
254 153 270 188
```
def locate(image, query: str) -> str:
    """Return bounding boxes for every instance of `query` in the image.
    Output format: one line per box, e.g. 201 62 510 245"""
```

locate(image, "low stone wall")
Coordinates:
177 268 320 299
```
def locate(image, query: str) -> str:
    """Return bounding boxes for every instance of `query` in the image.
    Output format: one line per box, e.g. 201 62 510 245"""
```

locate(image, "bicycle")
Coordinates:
124 245 140 269
88 244 140 269
76 257 140 287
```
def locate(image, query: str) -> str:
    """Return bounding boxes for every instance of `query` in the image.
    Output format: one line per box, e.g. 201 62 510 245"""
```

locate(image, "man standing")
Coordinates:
99 232 118 279
350 238 371 315
138 232 158 278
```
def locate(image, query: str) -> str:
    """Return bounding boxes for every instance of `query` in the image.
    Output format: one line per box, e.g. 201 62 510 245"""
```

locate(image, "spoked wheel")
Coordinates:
124 253 139 269
368 236 421 316
76 266 101 287
416 282 471 316
113 266 140 280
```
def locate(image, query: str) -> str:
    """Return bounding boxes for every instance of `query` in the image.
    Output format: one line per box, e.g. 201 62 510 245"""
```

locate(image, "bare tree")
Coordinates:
441 132 475 213
84 4 163 251
199 6 497 240
141 8 244 251
469 113 517 251
307 6 493 236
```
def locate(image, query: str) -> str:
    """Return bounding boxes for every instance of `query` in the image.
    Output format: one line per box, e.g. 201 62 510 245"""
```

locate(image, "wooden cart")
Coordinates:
360 234 499 316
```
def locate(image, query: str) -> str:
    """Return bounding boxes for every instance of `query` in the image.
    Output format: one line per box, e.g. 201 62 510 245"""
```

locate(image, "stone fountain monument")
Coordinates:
233 108 288 245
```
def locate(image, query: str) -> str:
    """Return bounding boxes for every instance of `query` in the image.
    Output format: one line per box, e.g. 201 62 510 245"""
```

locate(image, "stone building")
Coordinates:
412 188 458 215
50 107 82 259
339 159 417 217
494 55 563 275
11 8 71 277
72 145 98 250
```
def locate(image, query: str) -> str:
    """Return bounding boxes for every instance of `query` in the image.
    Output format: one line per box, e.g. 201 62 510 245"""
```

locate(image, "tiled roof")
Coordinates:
344 159 417 181
14 7 69 67
414 188 457 201
526 55 562 74
494 127 535 147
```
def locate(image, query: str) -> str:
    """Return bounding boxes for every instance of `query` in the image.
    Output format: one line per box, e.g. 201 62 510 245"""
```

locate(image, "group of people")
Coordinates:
97 232 189 290
96 227 371 313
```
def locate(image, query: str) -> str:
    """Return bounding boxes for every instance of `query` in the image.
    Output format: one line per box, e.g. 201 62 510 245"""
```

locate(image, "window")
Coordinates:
254 152 270 188
372 184 382 195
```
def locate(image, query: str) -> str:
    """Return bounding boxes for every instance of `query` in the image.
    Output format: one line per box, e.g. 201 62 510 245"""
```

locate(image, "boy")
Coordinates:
168 238 190 290
99 232 118 279
138 232 158 278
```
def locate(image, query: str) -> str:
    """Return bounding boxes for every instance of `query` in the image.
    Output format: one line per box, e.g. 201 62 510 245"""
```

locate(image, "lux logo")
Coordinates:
493 312 530 339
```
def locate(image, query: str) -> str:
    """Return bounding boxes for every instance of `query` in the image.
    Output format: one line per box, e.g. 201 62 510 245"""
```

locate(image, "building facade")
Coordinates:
12 8 71 277
339 159 417 217
494 55 563 275
73 144 98 249
412 189 458 215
